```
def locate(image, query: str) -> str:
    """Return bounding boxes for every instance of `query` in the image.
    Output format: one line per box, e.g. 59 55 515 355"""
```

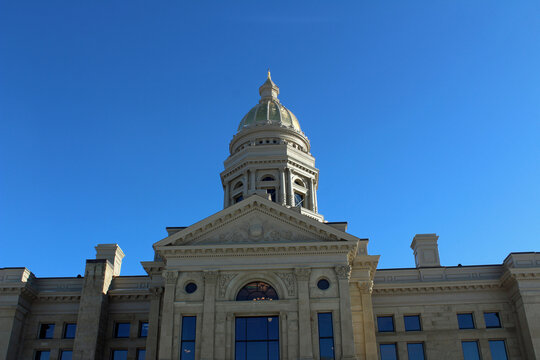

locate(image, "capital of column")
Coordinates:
356 280 374 294
203 270 219 283
163 271 179 285
294 267 311 281
335 265 351 280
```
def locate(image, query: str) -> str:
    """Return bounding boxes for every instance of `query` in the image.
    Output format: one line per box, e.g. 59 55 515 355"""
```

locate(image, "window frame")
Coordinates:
34 350 51 360
110 349 128 360
38 323 55 339
457 313 476 330
379 343 398 360
461 340 481 360
489 339 509 360
317 312 335 360
404 315 422 332
139 321 149 338
180 316 197 360
407 343 425 360
59 349 73 360
376 315 395 333
63 323 77 339
113 322 131 338
484 312 502 328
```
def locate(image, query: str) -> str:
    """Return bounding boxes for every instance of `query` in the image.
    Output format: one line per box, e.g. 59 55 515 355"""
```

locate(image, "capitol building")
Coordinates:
1 73 539 360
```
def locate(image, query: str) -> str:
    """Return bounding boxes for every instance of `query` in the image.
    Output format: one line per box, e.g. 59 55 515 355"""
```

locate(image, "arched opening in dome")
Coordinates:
233 181 243 190
261 175 275 181
236 281 278 301
294 179 305 187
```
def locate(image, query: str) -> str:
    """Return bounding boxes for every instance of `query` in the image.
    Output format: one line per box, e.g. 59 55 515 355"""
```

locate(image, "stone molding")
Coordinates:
275 272 296 296
294 268 311 281
372 281 502 295
218 273 238 298
203 270 219 283
335 265 352 280
164 271 178 285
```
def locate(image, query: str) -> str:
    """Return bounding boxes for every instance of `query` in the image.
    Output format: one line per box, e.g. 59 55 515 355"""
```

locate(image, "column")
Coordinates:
279 168 287 205
308 178 315 211
335 265 358 360
146 286 163 360
200 270 218 360
250 169 256 193
242 172 248 198
295 268 313 360
157 271 178 360
312 179 318 212
287 168 294 206
224 182 230 208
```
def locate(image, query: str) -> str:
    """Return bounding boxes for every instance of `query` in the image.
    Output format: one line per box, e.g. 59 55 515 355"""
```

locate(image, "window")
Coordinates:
137 349 147 360
404 315 421 331
38 324 55 339
294 179 305 187
318 313 335 360
407 343 425 360
262 176 275 181
294 193 304 207
181 316 196 360
235 316 279 360
139 322 149 337
234 194 244 203
317 279 330 290
114 322 130 338
484 312 502 328
379 344 397 360
462 341 481 360
266 188 276 202
457 313 475 329
234 182 243 190
236 282 278 301
489 340 508 360
377 316 394 332
111 350 128 360
63 323 76 339
34 351 50 360
59 350 73 360
185 282 197 294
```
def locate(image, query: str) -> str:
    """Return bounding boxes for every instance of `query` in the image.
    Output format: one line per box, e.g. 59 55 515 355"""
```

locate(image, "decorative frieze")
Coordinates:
218 273 238 298
275 272 296 296
164 271 179 285
335 265 352 280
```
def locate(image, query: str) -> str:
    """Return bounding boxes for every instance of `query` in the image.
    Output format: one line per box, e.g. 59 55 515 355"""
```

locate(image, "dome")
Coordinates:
237 71 302 132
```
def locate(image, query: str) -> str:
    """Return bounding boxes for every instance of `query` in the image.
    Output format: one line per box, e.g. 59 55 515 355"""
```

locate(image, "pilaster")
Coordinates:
158 270 178 360
201 270 219 360
335 265 358 360
295 267 313 360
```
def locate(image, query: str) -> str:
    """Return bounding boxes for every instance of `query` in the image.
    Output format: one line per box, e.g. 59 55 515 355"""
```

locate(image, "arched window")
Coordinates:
236 282 279 301
233 181 243 190
294 179 305 187
294 193 304 208
261 176 275 181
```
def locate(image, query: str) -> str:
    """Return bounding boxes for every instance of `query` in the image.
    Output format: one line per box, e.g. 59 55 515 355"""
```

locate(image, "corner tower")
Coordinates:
221 72 323 221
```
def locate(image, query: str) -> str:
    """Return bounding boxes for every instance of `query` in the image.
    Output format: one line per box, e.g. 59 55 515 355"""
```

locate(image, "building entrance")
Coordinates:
235 316 279 360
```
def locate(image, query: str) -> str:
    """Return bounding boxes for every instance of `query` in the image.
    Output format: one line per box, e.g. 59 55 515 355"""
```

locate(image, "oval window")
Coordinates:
185 282 197 294
317 279 330 290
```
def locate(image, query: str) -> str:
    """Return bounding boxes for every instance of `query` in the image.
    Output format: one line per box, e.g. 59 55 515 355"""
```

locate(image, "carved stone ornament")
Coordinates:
335 265 352 280
357 280 373 293
164 271 179 285
275 272 296 296
218 273 238 298
294 268 311 281
203 270 219 283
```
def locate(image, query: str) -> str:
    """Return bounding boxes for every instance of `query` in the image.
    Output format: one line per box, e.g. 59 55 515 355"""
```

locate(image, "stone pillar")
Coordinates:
146 286 163 360
201 270 218 360
249 169 256 193
95 244 125 277
224 182 230 208
242 172 248 198
410 234 440 268
73 259 115 360
308 178 315 211
312 179 318 212
295 268 313 360
287 168 294 206
335 265 357 360
279 168 287 205
358 281 377 360
158 271 178 360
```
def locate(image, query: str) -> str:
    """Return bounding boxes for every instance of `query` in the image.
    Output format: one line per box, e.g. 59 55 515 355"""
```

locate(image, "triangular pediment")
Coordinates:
154 195 360 249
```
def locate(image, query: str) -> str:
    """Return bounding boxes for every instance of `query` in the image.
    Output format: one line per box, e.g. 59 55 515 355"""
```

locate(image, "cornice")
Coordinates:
108 289 152 301
372 280 503 295
36 293 81 302
221 158 318 182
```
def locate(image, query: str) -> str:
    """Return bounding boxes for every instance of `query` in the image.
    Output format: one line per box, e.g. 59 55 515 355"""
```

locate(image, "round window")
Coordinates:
185 282 197 294
317 279 330 290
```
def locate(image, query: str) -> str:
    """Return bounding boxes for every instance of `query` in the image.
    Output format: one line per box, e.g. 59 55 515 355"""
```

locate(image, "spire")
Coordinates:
259 69 280 102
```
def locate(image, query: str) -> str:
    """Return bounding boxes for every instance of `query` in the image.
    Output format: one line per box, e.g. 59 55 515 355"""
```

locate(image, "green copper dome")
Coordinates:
237 71 302 132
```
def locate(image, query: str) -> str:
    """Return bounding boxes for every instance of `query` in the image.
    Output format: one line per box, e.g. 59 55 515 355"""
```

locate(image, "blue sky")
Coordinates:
1 1 539 277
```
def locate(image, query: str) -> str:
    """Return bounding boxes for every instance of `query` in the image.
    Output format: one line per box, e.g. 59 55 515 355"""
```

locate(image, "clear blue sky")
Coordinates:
1 1 539 277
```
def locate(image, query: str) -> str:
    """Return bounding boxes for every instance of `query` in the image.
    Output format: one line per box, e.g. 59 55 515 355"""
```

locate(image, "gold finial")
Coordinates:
267 68 271 80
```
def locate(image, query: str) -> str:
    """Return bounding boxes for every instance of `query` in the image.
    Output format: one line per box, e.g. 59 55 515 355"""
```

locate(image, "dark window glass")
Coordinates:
112 350 128 360
39 324 55 339
377 316 394 332
294 179 305 187
379 344 397 360
63 323 76 339
404 315 421 331
234 182 243 189
484 312 502 328
137 349 146 360
235 316 279 360
407 343 425 360
236 282 279 301
489 340 508 360
139 322 149 337
181 316 196 360
458 313 475 329
294 193 304 207
234 195 244 203
185 282 197 294
317 279 330 290
318 313 335 360
114 323 130 338
60 350 73 360
266 188 276 202
35 351 50 360
462 341 481 360
262 176 274 181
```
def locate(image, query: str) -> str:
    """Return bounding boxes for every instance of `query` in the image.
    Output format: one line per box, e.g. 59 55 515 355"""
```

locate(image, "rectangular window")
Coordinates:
489 340 508 360
114 322 130 338
38 324 55 339
34 351 50 360
111 350 128 360
377 316 395 332
235 316 279 360
181 316 197 360
462 341 481 360
404 315 421 331
139 322 149 337
457 313 475 329
379 344 398 360
63 323 77 339
318 313 335 360
136 348 146 360
484 312 502 328
60 350 73 360
407 343 425 360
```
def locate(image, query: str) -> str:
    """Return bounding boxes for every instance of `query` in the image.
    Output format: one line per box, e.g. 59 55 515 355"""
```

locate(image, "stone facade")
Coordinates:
1 74 539 360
